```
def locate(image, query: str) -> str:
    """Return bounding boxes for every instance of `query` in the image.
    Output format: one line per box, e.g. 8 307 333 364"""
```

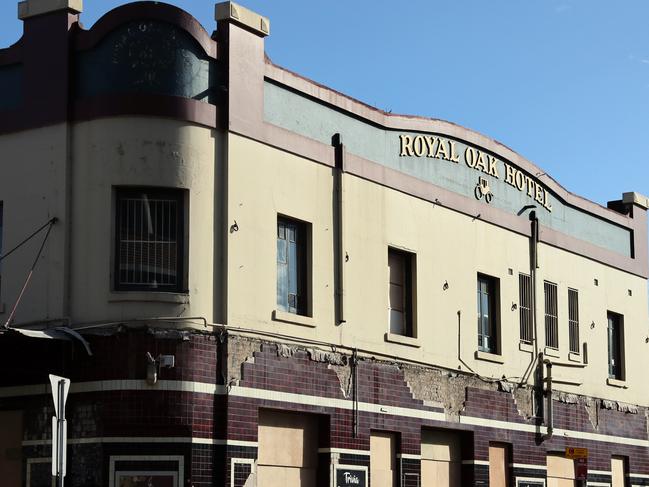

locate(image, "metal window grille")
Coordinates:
544 281 558 349
116 189 182 291
477 275 497 353
568 288 579 353
519 273 533 342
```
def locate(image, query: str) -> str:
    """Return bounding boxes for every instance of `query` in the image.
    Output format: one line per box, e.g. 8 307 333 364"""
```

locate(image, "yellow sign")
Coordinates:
565 447 588 459
398 134 553 212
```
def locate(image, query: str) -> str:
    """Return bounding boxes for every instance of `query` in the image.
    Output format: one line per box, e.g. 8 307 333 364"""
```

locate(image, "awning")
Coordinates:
2 326 92 355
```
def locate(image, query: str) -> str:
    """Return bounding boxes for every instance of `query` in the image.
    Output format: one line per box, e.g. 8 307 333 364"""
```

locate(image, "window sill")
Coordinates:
272 309 316 328
568 352 582 363
384 333 420 348
606 378 627 389
108 292 189 304
519 341 534 353
475 350 504 364
544 346 560 358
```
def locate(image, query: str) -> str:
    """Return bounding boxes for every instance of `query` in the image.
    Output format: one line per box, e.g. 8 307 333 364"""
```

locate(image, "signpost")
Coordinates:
49 374 70 487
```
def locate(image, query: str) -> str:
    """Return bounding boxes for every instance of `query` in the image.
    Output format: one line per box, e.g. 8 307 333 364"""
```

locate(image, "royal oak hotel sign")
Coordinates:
399 134 553 211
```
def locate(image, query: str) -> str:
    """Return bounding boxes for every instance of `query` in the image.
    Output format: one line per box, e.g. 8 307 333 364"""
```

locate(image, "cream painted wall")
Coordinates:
2 121 646 405
227 133 649 406
70 118 217 323
226 134 336 332
0 124 69 325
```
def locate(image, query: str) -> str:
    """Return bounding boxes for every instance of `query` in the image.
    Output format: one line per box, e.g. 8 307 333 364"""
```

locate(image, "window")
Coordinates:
388 248 415 336
544 281 558 349
115 188 185 292
477 274 499 353
607 312 624 380
277 216 308 315
519 273 532 343
568 288 579 354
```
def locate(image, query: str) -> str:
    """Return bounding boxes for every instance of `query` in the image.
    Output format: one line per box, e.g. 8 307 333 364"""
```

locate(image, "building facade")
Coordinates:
0 1 648 486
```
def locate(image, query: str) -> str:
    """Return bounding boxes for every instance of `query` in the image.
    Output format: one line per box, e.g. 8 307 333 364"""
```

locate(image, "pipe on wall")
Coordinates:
332 133 346 326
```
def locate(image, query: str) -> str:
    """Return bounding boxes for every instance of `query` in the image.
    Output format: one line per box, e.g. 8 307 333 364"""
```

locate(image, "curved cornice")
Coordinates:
74 1 217 59
264 60 630 228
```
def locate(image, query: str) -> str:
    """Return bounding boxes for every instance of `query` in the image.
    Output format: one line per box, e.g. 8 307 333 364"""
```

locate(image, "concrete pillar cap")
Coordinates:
18 0 82 20
215 1 270 37
622 192 649 210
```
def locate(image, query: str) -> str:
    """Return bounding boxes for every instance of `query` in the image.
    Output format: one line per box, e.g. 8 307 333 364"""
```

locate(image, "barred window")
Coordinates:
519 273 533 343
115 188 185 292
568 288 579 354
544 281 558 349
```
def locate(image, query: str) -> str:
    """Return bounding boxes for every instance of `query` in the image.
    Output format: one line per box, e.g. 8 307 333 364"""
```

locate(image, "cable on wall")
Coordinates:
3 217 58 328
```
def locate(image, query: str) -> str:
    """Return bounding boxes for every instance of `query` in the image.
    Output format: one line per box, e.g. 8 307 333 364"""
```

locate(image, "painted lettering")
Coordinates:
449 141 461 162
413 136 425 156
515 170 525 191
487 155 499 178
504 163 516 186
435 138 450 160
398 134 552 212
424 136 437 157
475 151 488 173
526 176 535 197
465 147 477 168
399 135 413 156
544 188 553 211
535 183 545 205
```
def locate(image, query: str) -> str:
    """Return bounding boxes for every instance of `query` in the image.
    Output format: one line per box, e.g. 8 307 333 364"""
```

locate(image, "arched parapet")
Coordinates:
72 2 220 127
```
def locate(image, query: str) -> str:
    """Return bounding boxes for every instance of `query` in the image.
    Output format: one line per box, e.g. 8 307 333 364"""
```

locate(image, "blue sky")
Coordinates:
1 1 648 207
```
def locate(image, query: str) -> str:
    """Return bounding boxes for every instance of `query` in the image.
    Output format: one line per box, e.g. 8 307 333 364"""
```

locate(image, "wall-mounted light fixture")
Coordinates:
442 281 449 291
146 352 176 385
590 321 596 329
511 302 518 311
